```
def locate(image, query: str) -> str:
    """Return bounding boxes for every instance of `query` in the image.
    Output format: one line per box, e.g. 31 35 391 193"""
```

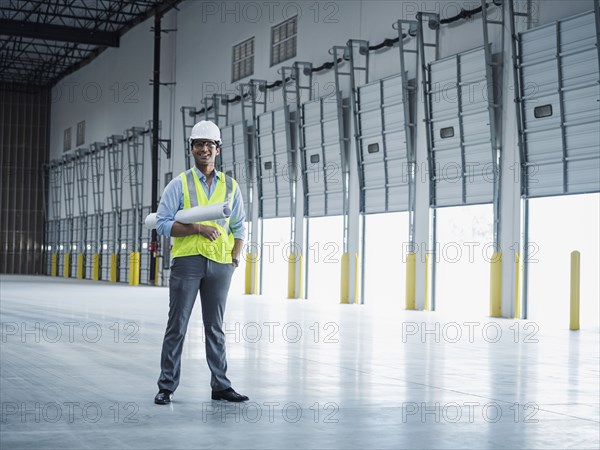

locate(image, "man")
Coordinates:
154 120 248 404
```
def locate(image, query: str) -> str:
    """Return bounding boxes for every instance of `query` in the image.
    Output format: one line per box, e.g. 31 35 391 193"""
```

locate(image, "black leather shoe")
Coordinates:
154 389 173 405
211 387 249 402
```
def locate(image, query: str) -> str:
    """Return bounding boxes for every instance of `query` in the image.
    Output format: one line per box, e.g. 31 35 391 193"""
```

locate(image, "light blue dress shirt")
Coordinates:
155 167 246 240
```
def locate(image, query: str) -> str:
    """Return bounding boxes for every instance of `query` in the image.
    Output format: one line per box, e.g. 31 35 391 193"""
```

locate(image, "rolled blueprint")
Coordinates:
144 202 232 229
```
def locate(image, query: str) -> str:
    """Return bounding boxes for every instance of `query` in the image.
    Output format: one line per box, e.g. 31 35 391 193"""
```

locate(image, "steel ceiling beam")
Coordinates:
0 0 183 86
0 19 120 46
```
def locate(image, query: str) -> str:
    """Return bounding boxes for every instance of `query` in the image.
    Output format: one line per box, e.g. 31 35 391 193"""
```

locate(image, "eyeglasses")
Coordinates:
192 140 217 150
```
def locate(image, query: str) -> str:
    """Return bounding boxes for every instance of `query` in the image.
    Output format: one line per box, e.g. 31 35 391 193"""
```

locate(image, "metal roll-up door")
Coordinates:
520 10 599 197
301 96 344 217
101 211 113 281
357 74 410 213
45 220 58 275
428 46 494 207
257 107 294 218
139 206 152 285
72 215 83 272
119 208 134 282
220 121 251 206
58 218 68 275
85 214 96 278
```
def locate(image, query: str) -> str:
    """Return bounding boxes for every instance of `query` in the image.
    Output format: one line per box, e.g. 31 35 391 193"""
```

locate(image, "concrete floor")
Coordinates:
1 274 598 449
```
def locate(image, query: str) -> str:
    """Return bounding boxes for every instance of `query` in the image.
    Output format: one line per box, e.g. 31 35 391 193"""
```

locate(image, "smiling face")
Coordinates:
191 139 220 168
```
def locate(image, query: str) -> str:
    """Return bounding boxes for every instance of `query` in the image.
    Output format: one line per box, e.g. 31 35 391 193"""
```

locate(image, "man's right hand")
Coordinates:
197 224 221 241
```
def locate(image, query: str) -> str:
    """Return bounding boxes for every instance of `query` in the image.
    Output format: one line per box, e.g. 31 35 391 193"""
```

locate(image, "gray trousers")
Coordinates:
158 254 234 392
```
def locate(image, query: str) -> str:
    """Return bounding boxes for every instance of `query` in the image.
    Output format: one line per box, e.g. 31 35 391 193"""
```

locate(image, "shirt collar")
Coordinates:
193 166 221 182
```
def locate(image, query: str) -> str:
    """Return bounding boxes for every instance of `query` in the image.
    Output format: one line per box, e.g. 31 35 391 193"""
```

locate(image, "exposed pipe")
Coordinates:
149 12 161 285
527 0 534 30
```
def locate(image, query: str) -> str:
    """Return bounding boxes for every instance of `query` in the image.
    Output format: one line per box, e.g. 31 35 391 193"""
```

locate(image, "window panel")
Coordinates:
271 16 297 66
287 37 296 59
232 37 254 82
76 121 85 147
63 127 72 152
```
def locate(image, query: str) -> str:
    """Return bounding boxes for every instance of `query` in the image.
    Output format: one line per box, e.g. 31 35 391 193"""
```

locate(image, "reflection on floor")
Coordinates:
1 275 598 449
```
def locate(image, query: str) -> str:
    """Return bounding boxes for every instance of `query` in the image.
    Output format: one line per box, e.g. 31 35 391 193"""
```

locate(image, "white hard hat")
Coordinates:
189 120 221 145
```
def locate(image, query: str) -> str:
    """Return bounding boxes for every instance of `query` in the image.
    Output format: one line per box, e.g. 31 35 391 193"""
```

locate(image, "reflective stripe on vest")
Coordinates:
213 175 232 233
171 169 236 263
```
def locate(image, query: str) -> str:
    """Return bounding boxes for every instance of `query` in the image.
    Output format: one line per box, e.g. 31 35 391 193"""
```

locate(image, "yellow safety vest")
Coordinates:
171 169 237 264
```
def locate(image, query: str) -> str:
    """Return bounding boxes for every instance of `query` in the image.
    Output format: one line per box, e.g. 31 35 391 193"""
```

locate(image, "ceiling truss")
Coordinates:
0 0 182 87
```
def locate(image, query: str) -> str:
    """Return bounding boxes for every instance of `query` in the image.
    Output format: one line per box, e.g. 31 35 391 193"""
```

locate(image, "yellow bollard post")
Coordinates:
342 252 355 304
570 251 580 331
154 255 160 286
129 253 134 285
63 253 71 278
514 253 521 319
110 254 118 282
405 252 416 310
134 252 140 285
354 253 359 304
424 253 430 311
286 253 305 299
490 251 502 317
287 253 297 299
244 253 258 295
340 253 358 304
92 254 100 281
300 254 305 299
129 252 140 286
51 253 58 277
340 253 349 304
77 253 85 279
